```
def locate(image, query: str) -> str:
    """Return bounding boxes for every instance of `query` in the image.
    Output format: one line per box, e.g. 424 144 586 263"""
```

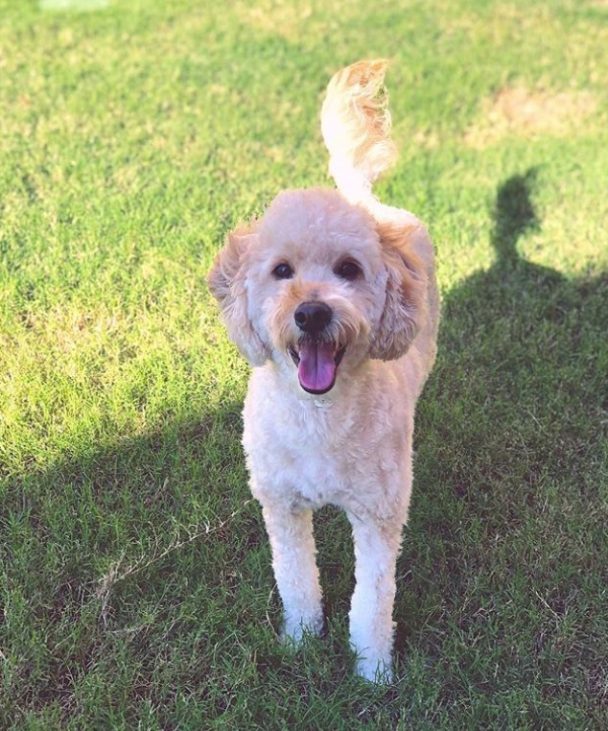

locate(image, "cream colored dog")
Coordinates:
208 60 439 682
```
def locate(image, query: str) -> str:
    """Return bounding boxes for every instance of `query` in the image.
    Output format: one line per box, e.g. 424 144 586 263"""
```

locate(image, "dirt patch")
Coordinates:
465 86 597 148
235 1 313 38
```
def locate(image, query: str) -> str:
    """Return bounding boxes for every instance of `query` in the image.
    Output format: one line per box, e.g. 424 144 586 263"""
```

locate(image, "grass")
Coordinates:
1 0 607 728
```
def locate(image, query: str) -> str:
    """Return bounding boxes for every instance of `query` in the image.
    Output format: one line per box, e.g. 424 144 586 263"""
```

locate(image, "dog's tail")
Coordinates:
321 60 397 207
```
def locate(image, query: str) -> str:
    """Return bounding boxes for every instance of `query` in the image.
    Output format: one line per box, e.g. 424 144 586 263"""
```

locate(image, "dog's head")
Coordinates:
208 188 427 395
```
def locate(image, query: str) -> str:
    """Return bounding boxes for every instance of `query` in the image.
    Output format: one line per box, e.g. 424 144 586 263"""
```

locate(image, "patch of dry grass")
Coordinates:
465 86 597 148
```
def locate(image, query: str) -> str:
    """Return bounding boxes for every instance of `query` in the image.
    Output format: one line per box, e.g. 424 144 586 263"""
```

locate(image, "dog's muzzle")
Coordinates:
290 302 345 395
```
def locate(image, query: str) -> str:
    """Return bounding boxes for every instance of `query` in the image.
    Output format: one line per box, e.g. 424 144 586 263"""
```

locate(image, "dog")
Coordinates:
208 60 439 682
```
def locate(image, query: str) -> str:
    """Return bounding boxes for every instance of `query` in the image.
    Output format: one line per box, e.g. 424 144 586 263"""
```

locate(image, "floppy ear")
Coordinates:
207 225 269 366
369 221 428 360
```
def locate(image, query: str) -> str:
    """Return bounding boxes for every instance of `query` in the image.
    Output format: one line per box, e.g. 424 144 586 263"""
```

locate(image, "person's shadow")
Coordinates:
382 168 608 693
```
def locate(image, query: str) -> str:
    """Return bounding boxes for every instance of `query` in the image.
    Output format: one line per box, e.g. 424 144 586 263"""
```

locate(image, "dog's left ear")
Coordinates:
369 220 428 361
207 225 268 366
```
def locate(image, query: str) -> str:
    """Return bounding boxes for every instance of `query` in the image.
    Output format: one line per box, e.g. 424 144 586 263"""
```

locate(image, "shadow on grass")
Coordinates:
391 168 607 713
1 171 606 724
0 398 271 724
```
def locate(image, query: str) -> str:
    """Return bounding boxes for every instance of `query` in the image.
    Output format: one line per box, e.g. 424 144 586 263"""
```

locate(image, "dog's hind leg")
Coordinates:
347 514 403 683
261 503 324 643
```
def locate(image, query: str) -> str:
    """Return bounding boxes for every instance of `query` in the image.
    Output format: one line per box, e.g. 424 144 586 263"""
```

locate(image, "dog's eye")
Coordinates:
272 262 294 280
334 259 362 281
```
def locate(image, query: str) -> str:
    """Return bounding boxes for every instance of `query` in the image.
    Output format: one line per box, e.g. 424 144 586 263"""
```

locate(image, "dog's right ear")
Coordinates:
207 225 268 366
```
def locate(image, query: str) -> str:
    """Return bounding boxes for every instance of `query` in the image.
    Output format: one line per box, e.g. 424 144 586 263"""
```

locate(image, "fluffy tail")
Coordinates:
321 60 397 206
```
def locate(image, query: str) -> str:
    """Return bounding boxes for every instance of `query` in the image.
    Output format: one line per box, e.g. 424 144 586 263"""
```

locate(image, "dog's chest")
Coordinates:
275 405 356 507
242 379 404 512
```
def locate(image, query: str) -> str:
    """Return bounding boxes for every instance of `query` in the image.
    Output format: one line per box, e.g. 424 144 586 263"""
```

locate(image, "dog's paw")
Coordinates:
354 656 394 684
281 614 324 647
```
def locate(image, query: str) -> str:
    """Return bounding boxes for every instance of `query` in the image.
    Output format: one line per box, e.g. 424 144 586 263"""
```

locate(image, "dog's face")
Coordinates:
208 189 426 395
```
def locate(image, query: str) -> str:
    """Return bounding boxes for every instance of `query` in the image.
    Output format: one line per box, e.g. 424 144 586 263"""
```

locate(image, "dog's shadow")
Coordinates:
318 169 607 677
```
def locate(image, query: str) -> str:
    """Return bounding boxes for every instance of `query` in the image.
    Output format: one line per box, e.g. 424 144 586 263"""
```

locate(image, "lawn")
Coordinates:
1 0 607 728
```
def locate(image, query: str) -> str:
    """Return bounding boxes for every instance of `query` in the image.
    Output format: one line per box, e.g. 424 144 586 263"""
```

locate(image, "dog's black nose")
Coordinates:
294 301 332 334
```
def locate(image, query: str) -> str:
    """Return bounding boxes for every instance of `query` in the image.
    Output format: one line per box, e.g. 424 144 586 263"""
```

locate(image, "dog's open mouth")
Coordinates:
289 341 346 394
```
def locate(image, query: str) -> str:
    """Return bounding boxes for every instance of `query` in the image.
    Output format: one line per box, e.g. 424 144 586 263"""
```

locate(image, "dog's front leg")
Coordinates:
261 502 323 643
348 515 402 682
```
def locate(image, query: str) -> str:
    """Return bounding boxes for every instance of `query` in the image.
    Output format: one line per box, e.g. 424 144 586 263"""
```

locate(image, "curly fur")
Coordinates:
208 60 439 682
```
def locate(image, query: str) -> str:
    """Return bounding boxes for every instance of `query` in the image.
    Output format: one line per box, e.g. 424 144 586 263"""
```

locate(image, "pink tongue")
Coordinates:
298 342 337 393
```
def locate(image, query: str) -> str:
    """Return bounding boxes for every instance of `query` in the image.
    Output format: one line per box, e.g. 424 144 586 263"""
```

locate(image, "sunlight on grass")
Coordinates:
40 0 109 9
1 0 607 727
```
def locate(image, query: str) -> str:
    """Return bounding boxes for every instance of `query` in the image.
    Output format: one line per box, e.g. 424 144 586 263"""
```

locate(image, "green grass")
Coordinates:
1 0 607 728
